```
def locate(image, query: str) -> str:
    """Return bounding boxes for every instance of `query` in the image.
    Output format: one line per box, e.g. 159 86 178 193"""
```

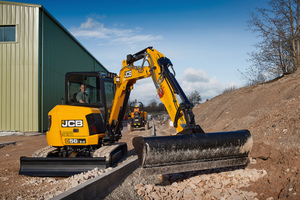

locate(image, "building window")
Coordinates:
0 25 16 42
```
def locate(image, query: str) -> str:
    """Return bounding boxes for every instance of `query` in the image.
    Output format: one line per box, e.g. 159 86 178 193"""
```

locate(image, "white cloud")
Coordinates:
129 67 241 105
179 68 243 101
179 76 222 101
79 18 101 29
182 68 209 83
111 35 163 45
70 17 162 47
129 78 157 105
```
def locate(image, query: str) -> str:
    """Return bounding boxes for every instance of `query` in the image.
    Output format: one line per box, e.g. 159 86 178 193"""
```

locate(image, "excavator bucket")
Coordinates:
133 130 252 175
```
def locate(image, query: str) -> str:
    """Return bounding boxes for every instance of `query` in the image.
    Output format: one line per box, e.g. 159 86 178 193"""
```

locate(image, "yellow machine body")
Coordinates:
47 105 105 147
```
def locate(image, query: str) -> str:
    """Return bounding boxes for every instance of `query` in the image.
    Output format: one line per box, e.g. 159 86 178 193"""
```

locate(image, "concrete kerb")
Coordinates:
0 141 17 148
52 156 139 200
0 131 44 137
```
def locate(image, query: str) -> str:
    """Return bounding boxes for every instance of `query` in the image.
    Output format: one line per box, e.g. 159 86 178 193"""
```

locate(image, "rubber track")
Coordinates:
32 146 57 157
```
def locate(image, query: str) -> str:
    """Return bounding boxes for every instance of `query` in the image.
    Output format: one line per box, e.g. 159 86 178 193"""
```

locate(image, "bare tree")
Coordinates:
148 99 157 108
245 0 300 83
188 91 202 105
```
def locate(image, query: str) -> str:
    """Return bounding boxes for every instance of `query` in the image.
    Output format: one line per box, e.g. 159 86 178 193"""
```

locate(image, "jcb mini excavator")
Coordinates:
19 47 252 176
127 100 149 131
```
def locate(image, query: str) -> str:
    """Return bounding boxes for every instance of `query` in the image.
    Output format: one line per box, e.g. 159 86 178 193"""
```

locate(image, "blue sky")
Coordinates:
7 0 268 105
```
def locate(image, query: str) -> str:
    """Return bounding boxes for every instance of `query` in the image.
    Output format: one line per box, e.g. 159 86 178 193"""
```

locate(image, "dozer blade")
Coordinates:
132 130 252 175
19 143 128 177
19 157 107 177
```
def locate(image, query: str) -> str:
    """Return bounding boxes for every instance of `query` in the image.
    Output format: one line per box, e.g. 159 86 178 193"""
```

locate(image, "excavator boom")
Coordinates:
109 47 202 134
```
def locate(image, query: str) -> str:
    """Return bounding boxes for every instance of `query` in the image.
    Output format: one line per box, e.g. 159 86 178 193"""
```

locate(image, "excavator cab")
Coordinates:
65 72 103 106
65 72 115 109
47 72 119 148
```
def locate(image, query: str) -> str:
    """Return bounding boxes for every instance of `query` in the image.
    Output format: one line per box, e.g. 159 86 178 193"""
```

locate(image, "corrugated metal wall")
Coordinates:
0 2 40 131
0 2 107 132
40 10 107 131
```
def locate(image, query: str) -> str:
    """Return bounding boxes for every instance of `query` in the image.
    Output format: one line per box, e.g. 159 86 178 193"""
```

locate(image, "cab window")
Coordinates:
67 74 101 105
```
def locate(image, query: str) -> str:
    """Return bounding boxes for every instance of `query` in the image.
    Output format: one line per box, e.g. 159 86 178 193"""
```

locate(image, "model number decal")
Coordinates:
61 120 83 127
65 139 86 144
124 70 132 78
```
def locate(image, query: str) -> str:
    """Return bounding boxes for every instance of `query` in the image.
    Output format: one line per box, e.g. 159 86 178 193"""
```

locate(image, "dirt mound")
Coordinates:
193 72 300 199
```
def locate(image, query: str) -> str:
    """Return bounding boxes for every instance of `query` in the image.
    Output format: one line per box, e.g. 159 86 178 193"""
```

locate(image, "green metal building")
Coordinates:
0 1 108 132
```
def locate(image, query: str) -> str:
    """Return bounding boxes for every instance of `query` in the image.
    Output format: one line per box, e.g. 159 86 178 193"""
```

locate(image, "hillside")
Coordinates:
194 71 300 199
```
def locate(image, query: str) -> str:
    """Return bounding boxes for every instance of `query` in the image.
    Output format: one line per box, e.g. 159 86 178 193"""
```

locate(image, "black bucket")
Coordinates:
132 130 252 173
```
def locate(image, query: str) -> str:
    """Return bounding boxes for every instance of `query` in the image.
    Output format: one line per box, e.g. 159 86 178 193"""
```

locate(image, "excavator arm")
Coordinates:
109 47 253 175
109 47 203 136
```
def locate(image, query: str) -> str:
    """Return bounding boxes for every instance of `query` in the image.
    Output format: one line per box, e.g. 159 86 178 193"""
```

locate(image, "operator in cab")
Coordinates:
76 84 90 103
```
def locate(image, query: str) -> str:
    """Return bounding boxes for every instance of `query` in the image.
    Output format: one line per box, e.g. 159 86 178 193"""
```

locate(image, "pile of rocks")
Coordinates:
135 168 267 200
20 167 113 199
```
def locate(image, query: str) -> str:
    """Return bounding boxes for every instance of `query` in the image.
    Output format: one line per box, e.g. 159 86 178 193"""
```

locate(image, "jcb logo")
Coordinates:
61 120 83 127
124 70 132 78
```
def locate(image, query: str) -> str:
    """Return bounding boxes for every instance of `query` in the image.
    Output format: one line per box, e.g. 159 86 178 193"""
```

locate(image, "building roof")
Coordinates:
0 1 41 8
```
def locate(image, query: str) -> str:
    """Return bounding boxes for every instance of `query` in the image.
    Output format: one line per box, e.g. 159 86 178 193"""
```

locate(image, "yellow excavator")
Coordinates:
19 47 252 176
127 100 149 131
